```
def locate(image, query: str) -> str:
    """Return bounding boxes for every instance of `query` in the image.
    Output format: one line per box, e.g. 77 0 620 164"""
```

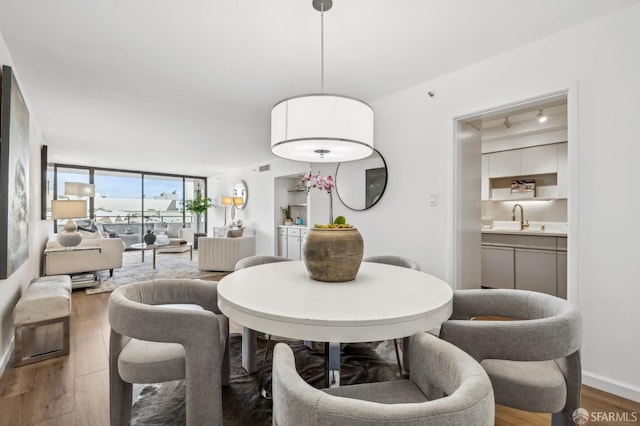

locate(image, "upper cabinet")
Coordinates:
487 144 558 178
482 142 567 201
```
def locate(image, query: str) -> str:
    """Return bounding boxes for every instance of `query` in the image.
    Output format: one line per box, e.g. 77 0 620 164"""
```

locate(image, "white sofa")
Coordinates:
45 232 125 276
198 235 256 272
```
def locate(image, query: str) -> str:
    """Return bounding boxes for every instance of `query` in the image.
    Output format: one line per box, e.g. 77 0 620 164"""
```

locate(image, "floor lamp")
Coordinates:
218 196 233 226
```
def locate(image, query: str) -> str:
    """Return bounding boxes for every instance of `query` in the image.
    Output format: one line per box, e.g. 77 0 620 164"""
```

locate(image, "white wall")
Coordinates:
221 5 640 401
372 6 640 400
0 32 51 373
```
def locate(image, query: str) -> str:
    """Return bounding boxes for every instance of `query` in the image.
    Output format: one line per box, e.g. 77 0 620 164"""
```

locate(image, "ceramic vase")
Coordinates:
143 232 156 245
302 228 364 282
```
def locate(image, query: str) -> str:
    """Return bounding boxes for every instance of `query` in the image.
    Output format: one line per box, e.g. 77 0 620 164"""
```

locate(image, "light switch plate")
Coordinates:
429 193 438 206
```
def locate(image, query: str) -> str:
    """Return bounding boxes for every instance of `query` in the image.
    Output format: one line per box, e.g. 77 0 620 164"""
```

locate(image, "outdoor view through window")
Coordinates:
47 166 206 245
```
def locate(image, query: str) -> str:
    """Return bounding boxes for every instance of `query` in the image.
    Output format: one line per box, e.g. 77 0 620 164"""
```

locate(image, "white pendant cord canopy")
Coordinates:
271 0 374 163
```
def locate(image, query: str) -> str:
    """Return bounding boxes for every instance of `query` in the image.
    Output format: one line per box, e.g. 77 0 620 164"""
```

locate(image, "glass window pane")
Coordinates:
143 175 184 229
185 178 207 233
94 171 142 245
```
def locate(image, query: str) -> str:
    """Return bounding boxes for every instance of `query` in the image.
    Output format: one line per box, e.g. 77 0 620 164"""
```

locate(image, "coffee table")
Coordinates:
218 260 453 386
130 243 193 269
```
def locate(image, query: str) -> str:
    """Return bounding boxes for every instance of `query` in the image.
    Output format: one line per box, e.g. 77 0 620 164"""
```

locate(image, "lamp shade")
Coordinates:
65 182 95 197
218 196 233 207
51 200 87 220
271 94 374 163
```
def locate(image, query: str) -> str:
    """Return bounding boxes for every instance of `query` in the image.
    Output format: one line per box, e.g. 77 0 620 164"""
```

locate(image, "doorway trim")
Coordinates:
451 85 578 304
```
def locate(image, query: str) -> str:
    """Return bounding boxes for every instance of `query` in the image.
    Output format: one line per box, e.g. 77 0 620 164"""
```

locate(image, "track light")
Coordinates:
503 117 512 128
537 109 547 123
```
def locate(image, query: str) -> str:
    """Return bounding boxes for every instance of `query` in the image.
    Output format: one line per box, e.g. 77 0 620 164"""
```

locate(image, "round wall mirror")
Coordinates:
232 180 248 210
335 149 387 211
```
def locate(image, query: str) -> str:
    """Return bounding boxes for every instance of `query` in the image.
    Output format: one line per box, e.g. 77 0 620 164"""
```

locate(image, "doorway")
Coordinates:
452 89 577 302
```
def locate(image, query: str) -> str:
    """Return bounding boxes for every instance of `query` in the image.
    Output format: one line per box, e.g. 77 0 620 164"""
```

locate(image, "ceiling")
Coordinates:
1 0 638 176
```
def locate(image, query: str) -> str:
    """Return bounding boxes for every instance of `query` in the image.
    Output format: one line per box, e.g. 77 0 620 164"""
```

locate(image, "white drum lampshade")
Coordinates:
51 200 87 248
271 94 374 163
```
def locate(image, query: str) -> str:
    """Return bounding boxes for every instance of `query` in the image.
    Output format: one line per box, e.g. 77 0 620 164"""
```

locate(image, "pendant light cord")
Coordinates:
320 1 325 93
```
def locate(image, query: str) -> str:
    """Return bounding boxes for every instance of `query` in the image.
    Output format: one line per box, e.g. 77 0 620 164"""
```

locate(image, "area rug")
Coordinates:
86 249 227 294
131 335 401 425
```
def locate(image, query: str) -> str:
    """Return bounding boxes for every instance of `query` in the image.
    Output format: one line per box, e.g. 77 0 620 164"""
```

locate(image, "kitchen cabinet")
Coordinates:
515 248 557 296
278 226 308 260
487 149 521 178
488 144 558 178
287 227 302 260
481 246 514 289
481 232 567 298
481 154 489 201
557 142 568 199
482 142 567 200
520 144 558 175
278 227 287 257
557 237 567 299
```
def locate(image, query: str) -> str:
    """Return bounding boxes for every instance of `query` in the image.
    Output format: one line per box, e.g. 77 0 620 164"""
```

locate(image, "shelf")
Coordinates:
287 189 306 193
289 204 307 207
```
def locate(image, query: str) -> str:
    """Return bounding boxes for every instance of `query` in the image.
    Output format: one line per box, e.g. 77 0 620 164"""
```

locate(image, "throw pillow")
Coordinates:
102 226 118 238
226 228 244 238
78 229 101 239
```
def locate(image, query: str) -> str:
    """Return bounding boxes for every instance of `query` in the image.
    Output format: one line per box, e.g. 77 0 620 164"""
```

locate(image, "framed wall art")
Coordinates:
0 65 30 279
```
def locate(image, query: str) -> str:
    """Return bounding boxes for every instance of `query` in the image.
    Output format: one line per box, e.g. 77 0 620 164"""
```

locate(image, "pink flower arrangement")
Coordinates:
302 171 335 224
303 171 334 193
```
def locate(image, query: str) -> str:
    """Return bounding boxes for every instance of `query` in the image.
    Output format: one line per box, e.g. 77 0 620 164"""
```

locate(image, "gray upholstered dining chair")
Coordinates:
108 279 230 426
363 255 421 373
439 289 582 426
235 255 292 374
272 331 495 426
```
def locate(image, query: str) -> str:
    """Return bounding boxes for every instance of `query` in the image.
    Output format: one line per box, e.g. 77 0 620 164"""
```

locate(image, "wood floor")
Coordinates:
0 290 638 426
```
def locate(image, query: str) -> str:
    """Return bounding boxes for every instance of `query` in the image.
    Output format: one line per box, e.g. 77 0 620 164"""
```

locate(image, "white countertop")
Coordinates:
481 228 567 237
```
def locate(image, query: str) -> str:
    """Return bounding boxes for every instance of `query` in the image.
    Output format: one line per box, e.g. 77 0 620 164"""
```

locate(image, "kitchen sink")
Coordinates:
491 221 522 231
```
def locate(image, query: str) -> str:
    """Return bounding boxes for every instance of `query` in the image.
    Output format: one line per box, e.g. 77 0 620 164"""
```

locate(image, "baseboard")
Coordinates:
583 370 640 403
0 337 15 377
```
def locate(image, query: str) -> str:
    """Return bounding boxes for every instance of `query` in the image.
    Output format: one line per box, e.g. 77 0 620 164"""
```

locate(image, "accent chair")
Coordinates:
439 289 582 426
108 279 230 426
272 331 495 426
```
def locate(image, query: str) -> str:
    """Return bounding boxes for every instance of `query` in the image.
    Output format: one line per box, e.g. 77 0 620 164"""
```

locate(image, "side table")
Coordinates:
130 243 193 269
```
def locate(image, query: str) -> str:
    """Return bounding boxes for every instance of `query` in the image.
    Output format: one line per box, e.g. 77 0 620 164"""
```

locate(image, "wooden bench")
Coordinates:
13 275 72 366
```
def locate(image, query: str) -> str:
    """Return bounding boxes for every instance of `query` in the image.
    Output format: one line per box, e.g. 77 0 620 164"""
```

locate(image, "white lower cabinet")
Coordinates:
278 228 287 257
278 226 308 260
287 228 301 260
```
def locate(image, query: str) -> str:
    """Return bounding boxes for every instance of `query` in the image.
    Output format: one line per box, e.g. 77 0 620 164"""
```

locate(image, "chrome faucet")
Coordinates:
512 203 528 230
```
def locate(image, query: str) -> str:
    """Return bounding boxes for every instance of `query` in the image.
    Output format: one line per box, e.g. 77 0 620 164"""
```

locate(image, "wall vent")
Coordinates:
258 164 270 172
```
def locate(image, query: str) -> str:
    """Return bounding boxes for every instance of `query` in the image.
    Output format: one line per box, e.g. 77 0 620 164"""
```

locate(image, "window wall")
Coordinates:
50 164 208 245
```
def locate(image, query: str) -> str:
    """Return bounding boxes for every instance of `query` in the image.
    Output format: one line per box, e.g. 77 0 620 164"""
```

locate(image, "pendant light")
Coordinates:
537 109 547 123
271 0 374 163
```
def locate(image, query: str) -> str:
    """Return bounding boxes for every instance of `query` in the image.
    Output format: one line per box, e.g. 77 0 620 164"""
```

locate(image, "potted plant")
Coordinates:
281 205 293 226
300 172 363 282
184 184 213 233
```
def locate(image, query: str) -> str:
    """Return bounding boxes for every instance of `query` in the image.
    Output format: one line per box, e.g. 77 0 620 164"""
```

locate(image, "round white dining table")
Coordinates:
217 260 453 344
